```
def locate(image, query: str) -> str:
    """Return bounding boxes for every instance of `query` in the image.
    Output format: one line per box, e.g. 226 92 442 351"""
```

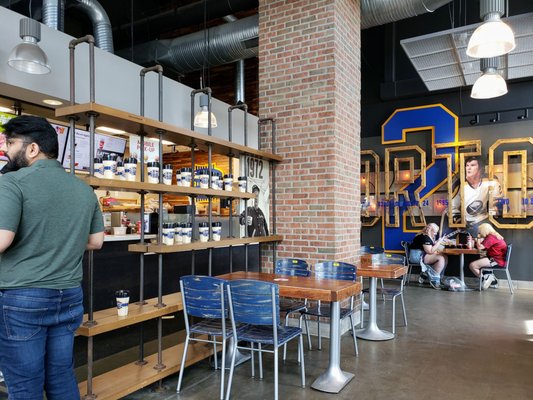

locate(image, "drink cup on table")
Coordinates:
115 290 130 316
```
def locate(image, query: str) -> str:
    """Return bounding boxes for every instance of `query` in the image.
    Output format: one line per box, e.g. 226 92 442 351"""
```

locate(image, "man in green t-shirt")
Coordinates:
0 115 104 400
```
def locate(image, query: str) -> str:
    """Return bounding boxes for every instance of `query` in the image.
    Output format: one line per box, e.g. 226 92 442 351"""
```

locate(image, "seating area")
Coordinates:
119 284 533 400
145 250 518 400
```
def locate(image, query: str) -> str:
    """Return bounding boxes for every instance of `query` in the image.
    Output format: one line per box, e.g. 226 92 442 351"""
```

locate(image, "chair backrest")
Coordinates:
504 243 512 269
361 245 385 254
275 258 310 277
313 261 357 281
400 241 410 260
180 275 227 319
372 253 406 266
227 279 279 326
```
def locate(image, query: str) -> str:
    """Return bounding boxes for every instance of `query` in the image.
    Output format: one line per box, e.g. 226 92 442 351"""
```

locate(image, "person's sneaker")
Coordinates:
490 276 499 288
429 279 441 290
418 272 429 284
482 274 495 290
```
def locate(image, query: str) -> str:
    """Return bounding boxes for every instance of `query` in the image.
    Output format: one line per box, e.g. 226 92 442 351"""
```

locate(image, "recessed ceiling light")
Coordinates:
0 106 14 113
97 126 126 134
42 99 63 106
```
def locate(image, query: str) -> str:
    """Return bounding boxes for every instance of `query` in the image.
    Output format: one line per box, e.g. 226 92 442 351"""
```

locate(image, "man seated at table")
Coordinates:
409 223 448 290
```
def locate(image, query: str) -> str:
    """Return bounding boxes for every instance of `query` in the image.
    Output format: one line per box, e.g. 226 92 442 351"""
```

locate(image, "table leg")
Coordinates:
212 337 251 369
355 277 394 341
311 301 354 393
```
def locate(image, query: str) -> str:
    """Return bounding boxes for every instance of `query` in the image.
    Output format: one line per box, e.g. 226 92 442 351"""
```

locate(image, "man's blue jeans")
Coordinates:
0 286 83 400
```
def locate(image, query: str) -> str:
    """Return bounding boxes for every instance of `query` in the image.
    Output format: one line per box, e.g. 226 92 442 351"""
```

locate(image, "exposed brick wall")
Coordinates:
258 0 361 269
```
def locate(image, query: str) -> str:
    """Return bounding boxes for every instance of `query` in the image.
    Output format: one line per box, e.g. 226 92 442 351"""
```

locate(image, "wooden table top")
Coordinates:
217 271 361 302
357 264 407 279
441 248 480 255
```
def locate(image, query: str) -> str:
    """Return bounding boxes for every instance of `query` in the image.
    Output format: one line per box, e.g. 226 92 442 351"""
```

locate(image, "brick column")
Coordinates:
259 0 361 268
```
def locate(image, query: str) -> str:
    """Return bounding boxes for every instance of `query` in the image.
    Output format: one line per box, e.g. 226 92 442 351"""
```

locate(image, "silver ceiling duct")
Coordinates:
361 0 453 29
119 14 258 74
67 0 113 52
42 0 65 31
40 0 114 52
123 0 451 73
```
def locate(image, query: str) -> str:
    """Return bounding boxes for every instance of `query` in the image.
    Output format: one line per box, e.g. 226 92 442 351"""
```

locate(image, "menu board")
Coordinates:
62 129 127 171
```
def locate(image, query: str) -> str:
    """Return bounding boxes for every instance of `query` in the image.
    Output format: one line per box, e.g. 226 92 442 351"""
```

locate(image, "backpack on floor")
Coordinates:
441 277 467 292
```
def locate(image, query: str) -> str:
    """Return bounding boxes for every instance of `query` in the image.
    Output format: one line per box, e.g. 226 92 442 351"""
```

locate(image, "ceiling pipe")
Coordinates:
42 0 65 31
120 0 451 74
67 0 113 52
118 14 258 74
223 15 245 104
361 0 453 29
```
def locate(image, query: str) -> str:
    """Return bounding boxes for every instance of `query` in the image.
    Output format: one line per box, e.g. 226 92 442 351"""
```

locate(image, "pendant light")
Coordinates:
466 0 515 58
8 18 51 74
471 58 507 99
194 93 217 128
193 1 217 129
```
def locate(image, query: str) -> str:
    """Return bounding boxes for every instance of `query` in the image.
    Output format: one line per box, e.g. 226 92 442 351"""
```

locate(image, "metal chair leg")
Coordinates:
213 336 218 370
283 312 290 361
360 293 365 328
506 270 514 294
392 296 396 335
303 315 312 350
225 339 237 400
176 335 190 393
400 292 408 327
349 314 358 356
250 343 255 377
273 346 279 400
220 339 226 400
258 343 263 380
299 333 306 387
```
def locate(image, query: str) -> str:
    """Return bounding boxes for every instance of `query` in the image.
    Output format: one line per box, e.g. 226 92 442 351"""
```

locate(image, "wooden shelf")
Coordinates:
79 176 256 199
78 340 212 400
128 235 283 254
56 103 282 162
76 293 182 337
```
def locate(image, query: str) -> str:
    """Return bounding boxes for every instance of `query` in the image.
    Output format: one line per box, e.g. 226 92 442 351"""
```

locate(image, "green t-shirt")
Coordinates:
0 159 104 289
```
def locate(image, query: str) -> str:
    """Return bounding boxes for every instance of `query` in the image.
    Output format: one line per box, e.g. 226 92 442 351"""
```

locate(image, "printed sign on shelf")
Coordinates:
239 155 270 237
129 136 160 163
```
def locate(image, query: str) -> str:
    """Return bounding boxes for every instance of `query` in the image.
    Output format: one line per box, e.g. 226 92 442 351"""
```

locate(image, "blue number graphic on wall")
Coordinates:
382 104 458 251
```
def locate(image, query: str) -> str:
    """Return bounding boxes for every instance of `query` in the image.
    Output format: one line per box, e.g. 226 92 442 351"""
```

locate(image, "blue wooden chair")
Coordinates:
275 258 310 361
361 245 386 298
360 253 408 334
300 261 359 356
177 275 234 400
479 243 514 293
225 279 305 400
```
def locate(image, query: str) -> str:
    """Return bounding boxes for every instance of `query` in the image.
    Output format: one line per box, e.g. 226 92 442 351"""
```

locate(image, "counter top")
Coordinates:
104 234 157 242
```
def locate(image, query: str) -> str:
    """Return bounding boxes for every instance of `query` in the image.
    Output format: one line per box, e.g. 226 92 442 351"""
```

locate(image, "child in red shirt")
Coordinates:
468 223 507 289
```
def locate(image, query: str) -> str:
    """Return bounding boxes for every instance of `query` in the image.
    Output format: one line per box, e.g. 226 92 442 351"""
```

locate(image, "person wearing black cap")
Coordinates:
239 184 269 237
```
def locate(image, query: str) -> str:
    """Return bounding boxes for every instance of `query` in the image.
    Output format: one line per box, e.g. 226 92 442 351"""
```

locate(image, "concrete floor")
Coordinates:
122 283 533 400
1 283 532 399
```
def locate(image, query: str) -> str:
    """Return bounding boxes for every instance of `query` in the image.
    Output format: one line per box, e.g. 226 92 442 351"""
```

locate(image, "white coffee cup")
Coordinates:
124 158 137 181
147 162 160 184
162 164 173 185
115 290 130 317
